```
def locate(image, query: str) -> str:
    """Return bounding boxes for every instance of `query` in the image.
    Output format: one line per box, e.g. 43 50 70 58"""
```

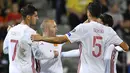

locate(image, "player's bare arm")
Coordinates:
119 42 129 52
31 34 69 44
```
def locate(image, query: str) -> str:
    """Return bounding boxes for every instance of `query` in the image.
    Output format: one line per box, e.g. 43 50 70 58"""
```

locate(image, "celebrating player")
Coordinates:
3 4 58 73
35 19 64 73
31 2 129 73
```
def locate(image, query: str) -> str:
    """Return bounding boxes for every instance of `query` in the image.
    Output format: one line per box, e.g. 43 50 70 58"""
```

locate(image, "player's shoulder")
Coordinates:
25 25 35 32
105 27 116 34
74 23 88 30
78 23 88 27
8 24 21 34
16 23 36 33
80 21 98 28
9 24 28 32
9 24 19 31
80 22 95 29
71 23 90 34
25 26 36 34
107 27 113 30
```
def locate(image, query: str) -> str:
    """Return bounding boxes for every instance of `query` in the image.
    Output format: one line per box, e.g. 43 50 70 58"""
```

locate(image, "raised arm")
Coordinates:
119 42 129 52
31 24 84 45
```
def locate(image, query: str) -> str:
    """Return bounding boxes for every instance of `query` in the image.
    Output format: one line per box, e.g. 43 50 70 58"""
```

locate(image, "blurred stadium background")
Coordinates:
0 0 130 73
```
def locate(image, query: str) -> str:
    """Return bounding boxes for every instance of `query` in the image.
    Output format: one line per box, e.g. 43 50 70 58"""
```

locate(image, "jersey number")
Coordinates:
92 36 102 57
11 39 18 61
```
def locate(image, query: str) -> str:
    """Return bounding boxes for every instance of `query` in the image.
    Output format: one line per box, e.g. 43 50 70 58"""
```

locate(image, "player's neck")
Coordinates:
21 20 30 26
89 17 98 22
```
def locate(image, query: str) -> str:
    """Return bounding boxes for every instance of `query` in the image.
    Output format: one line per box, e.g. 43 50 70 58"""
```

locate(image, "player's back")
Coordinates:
77 21 122 73
4 23 36 73
39 41 63 73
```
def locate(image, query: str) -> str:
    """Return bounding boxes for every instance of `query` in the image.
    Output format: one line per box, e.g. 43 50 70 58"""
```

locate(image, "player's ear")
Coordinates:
87 10 91 17
27 15 31 20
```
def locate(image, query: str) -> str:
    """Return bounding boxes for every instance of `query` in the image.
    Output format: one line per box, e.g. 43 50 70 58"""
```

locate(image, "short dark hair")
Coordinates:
87 2 102 18
99 14 113 27
20 4 37 19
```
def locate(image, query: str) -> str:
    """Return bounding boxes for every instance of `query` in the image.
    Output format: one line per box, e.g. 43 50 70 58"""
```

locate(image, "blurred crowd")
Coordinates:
0 0 25 73
0 0 130 73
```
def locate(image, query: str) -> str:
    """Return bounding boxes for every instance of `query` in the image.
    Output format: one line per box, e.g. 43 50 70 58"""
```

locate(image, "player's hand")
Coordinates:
31 34 43 41
54 50 59 58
